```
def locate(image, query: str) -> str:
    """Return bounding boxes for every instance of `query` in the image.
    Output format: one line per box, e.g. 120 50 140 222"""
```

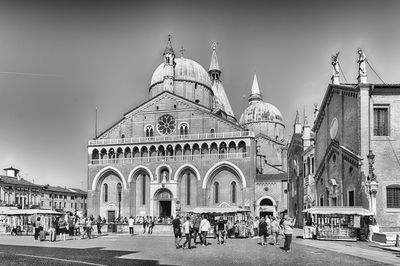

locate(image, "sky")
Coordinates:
1 0 400 189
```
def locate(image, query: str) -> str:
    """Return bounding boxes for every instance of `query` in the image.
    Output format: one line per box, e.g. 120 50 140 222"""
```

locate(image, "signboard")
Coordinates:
353 215 361 228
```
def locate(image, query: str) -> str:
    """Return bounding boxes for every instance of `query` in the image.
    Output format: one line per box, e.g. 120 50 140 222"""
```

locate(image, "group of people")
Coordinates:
172 214 212 249
171 213 295 252
33 214 106 242
113 216 172 225
127 216 157 236
252 215 295 252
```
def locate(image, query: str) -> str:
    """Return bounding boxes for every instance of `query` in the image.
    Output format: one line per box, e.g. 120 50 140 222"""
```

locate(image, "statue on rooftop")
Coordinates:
357 48 367 75
331 52 340 76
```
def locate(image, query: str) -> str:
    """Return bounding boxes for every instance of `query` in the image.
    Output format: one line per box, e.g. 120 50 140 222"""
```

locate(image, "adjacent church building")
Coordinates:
87 37 288 221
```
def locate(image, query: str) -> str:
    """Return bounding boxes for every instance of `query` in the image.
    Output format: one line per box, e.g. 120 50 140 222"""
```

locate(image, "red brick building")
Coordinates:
312 50 400 233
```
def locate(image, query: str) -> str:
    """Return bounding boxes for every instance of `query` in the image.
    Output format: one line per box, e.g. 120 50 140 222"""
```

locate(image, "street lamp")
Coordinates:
366 150 378 214
367 150 376 182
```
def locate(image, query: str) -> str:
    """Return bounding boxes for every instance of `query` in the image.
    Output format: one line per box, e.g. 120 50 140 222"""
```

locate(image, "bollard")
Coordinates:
396 234 399 247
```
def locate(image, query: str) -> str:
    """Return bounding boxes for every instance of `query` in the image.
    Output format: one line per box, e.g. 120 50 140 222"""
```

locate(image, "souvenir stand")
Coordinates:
302 207 373 241
1 209 62 235
186 205 250 237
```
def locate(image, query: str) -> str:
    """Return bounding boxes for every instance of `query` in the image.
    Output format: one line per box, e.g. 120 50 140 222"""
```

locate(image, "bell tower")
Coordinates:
163 35 175 92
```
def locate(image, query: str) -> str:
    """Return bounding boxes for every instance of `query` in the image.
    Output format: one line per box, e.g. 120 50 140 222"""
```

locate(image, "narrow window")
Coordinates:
374 107 389 136
231 182 236 203
186 172 191 205
311 157 315 173
214 182 219 204
104 184 108 202
142 174 146 205
348 190 355 206
117 183 122 203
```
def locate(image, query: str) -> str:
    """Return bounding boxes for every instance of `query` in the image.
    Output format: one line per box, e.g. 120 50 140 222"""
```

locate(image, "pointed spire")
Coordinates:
209 42 220 72
294 110 302 134
295 110 300 124
251 74 261 95
163 34 174 55
248 73 262 103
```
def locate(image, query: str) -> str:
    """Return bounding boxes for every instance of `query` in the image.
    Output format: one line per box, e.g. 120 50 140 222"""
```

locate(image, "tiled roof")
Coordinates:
0 175 41 188
42 186 87 195
68 188 87 195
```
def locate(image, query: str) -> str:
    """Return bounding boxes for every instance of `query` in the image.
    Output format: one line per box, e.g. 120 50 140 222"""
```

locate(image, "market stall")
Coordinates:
186 205 250 237
303 207 374 241
0 209 63 235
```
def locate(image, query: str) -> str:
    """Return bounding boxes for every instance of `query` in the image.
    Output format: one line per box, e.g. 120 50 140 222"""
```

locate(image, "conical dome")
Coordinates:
239 74 285 140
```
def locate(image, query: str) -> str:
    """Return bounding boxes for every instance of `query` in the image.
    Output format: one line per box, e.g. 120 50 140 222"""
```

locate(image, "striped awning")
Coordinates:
303 206 373 216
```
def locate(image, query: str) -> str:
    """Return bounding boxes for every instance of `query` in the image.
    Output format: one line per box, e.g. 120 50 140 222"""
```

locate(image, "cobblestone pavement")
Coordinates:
0 232 397 266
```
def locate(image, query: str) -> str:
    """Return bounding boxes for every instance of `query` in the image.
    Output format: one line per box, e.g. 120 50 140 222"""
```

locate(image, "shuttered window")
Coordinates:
374 107 389 136
387 185 400 208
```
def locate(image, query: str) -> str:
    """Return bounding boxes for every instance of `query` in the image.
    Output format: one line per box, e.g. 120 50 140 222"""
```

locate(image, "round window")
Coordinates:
157 114 176 135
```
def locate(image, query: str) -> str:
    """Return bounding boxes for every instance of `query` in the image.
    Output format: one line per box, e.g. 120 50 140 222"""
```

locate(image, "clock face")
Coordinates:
157 114 176 135
330 118 338 140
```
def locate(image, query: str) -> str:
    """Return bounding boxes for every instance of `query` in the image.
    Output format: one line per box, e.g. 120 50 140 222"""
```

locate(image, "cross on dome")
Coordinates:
180 46 185 57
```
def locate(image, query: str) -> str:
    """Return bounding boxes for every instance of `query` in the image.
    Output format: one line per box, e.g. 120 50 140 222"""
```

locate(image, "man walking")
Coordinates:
182 216 192 249
172 215 182 249
128 216 135 236
199 214 210 246
192 214 201 245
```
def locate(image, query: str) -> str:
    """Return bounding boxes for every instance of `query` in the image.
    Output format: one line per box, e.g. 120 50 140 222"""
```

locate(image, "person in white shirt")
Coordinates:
182 216 192 249
199 214 211 246
128 216 135 236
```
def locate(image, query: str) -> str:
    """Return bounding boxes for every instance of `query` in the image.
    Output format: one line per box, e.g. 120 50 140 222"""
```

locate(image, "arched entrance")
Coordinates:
258 197 276 218
154 188 173 218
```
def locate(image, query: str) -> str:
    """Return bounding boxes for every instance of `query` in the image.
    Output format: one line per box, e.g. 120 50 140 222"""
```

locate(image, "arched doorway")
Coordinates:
258 197 276 218
154 189 173 218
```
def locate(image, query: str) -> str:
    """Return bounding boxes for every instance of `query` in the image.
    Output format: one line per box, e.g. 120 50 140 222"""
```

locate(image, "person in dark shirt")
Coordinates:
172 215 182 249
259 217 268 246
216 217 226 244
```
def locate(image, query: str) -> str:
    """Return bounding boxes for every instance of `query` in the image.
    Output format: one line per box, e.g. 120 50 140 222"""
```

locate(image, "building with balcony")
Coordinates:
87 38 288 221
0 167 87 214
0 167 42 209
41 186 87 215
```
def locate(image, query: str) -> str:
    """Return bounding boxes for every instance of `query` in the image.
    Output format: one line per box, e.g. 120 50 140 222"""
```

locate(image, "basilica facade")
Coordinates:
87 37 288 221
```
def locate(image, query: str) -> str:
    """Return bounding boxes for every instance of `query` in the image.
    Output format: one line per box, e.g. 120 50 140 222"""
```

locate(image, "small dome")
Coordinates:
239 101 283 125
150 57 212 88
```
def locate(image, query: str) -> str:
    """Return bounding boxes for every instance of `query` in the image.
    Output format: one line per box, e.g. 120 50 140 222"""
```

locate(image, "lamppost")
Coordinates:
367 150 379 215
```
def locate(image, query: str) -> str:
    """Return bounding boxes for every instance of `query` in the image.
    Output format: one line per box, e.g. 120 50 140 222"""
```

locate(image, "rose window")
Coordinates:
157 114 176 135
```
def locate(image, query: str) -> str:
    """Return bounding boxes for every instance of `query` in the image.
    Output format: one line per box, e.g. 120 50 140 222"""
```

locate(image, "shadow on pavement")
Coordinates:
0 244 175 266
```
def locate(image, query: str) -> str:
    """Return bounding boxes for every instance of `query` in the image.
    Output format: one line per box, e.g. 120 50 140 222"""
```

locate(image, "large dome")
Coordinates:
239 101 283 125
150 57 212 88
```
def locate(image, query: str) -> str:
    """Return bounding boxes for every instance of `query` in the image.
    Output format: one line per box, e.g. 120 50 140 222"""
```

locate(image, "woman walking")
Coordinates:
282 216 295 252
270 216 281 246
